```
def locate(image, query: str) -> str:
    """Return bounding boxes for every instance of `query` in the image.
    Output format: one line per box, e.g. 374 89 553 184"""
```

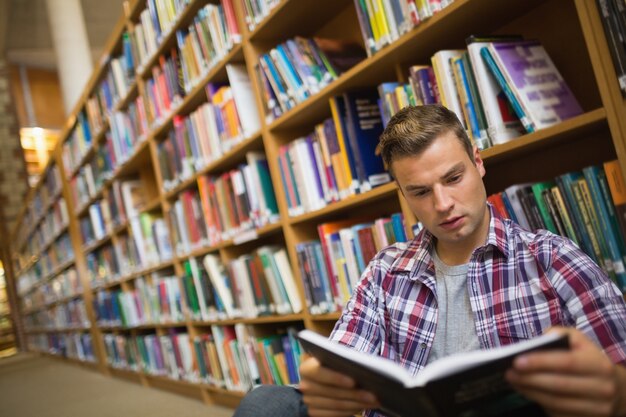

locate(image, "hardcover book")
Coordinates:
298 330 569 417
483 40 583 133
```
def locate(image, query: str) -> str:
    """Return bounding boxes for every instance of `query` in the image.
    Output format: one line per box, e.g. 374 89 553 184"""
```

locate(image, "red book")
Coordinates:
487 193 511 219
356 226 378 267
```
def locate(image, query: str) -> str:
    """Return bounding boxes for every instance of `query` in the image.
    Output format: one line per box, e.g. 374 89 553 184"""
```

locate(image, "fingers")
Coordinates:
507 369 616 399
512 386 615 417
298 356 380 416
299 356 357 388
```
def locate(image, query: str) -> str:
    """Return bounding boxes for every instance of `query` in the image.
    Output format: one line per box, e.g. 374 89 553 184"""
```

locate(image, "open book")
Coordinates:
298 330 569 417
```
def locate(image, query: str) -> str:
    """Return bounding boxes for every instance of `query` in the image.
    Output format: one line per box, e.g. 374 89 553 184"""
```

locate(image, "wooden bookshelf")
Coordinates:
8 0 626 410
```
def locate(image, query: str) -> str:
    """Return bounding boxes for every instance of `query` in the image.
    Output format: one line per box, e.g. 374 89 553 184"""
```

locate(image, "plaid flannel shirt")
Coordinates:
330 205 626 417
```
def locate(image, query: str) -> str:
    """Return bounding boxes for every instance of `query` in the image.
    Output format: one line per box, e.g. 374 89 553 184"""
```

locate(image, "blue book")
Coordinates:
342 90 392 193
351 223 374 274
500 191 519 224
453 55 490 150
329 95 359 195
480 46 534 133
260 54 294 111
391 212 408 242
275 44 308 101
583 166 626 290
377 82 400 127
282 334 300 384
597 169 626 262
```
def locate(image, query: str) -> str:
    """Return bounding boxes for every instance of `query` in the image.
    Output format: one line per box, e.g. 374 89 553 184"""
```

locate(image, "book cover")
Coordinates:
341 90 391 192
298 330 568 417
486 40 583 131
466 36 526 142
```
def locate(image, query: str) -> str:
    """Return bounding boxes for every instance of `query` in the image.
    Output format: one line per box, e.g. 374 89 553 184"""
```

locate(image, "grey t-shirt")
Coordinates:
427 250 481 364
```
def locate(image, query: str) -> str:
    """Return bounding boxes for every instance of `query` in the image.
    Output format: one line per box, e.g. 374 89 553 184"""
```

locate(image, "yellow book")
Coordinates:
363 0 382 47
329 97 356 198
372 0 391 47
273 352 290 385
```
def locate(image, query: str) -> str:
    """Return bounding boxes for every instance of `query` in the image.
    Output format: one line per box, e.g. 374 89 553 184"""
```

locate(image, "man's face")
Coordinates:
391 131 489 260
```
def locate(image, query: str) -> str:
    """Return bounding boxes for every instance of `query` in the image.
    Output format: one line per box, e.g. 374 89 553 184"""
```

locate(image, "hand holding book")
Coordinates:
298 329 570 417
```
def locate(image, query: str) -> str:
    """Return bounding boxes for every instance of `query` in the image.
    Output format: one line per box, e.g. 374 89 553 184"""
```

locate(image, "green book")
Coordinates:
531 181 558 233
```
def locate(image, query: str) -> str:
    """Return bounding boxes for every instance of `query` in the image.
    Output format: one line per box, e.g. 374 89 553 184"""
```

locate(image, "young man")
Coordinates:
234 105 626 417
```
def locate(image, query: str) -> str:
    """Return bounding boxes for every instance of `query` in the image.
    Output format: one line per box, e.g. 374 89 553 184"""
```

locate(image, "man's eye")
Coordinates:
412 190 429 197
448 175 462 184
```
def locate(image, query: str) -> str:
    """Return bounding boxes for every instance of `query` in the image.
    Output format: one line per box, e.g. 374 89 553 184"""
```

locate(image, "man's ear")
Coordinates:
473 146 486 178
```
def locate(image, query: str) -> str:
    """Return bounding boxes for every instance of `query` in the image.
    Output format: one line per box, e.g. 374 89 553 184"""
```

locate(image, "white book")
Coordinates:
466 40 526 145
203 254 238 318
431 50 466 129
273 247 303 314
256 246 289 314
503 183 533 231
120 179 146 219
339 228 361 289
159 335 179 379
110 57 129 99
226 64 262 138
173 200 191 255
153 218 173 261
175 333 195 381
210 325 236 391
201 103 223 160
229 257 259 318
234 323 261 386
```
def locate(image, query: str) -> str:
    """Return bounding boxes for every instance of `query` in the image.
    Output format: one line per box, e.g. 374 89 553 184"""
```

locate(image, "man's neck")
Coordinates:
434 207 491 265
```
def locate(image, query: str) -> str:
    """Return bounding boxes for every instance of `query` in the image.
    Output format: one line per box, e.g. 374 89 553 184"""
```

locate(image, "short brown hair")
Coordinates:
378 105 473 175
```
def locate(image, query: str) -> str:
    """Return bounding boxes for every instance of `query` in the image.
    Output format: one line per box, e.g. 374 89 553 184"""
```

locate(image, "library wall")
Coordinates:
9 66 66 129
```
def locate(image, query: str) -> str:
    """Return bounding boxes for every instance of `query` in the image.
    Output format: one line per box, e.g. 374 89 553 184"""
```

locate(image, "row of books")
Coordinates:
34 234 75 283
23 299 89 330
355 0 455 56
187 247 301 320
102 324 303 391
131 0 194 73
27 163 64 222
15 163 64 253
155 65 262 191
27 332 95 363
61 111 95 176
22 198 69 260
174 2 241 93
79 201 110 247
239 0 280 31
595 0 626 97
108 98 149 166
167 155 279 253
15 234 74 297
93 275 183 327
82 211 172 285
489 160 626 292
80 61 135 155
255 36 366 120
279 91 391 217
86 243 123 288
379 37 582 152
20 268 82 313
297 212 409 314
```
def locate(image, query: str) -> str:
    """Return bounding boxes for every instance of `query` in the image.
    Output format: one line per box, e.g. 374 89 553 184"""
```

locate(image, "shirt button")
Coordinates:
420 343 427 349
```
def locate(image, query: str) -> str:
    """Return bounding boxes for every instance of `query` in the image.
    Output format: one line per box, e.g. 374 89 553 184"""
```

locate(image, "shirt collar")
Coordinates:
388 203 510 278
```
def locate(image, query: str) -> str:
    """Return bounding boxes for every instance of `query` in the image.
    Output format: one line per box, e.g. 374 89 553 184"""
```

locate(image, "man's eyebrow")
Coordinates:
403 162 466 192
442 162 465 178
